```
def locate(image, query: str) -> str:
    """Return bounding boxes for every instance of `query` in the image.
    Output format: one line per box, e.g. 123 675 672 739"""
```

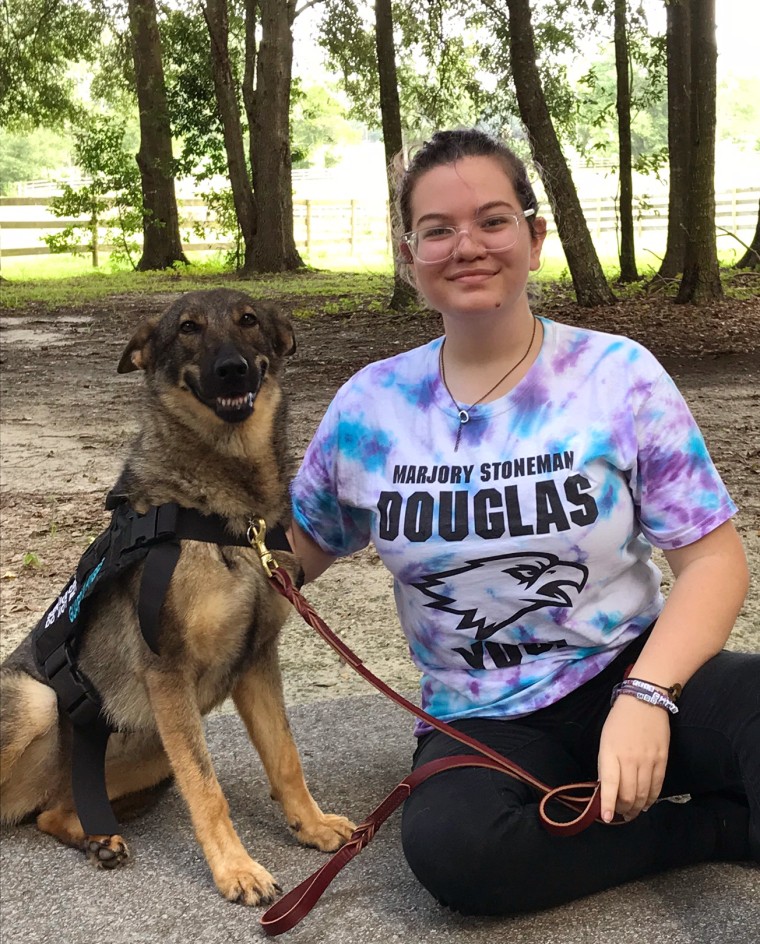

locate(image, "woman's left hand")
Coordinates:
597 695 671 824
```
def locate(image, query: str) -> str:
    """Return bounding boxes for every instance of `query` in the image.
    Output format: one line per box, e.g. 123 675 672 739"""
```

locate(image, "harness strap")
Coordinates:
71 720 120 836
138 542 182 655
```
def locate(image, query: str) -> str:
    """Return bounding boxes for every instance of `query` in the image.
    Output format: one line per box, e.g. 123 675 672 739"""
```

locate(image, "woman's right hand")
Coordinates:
597 694 671 823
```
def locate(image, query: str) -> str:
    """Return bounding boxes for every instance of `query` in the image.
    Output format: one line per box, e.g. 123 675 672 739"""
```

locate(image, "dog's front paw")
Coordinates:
85 835 130 870
292 813 356 852
214 856 282 906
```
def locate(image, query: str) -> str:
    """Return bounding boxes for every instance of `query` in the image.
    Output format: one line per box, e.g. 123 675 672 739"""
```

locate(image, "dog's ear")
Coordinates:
271 312 297 358
118 314 161 373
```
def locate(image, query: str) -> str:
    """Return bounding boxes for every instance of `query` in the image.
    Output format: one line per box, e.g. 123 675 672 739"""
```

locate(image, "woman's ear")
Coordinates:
399 241 413 264
529 217 547 272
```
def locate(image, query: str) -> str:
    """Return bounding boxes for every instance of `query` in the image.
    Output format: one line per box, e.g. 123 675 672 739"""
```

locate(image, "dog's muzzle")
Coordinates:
187 351 267 423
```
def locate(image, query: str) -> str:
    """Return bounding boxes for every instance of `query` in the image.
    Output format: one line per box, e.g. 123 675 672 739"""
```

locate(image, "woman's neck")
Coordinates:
441 298 535 363
439 306 542 406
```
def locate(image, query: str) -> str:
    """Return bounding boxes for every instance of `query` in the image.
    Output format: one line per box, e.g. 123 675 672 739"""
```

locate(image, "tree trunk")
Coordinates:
657 0 690 280
374 0 415 310
614 0 638 282
676 0 722 304
127 0 187 270
505 0 615 307
250 0 303 272
242 0 258 182
735 199 760 270
203 0 257 271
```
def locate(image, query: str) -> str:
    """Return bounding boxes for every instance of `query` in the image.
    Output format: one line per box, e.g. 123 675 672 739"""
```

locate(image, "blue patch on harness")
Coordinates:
68 558 105 623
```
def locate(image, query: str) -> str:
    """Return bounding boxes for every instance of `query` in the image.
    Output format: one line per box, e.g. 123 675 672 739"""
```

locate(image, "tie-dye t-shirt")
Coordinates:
291 317 737 731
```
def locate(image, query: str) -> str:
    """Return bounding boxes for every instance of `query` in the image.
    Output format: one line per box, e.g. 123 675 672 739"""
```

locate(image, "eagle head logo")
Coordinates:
412 553 589 640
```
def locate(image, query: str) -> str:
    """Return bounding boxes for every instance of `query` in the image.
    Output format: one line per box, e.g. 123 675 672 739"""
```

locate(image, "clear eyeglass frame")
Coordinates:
402 208 536 265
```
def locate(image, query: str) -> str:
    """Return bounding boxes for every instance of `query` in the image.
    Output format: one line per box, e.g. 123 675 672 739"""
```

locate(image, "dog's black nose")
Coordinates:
214 352 249 380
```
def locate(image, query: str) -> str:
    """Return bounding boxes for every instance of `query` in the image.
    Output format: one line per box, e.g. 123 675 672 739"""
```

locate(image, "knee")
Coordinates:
401 795 531 916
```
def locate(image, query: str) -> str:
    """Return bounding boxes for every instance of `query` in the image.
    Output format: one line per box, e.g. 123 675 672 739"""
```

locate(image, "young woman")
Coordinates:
287 129 757 914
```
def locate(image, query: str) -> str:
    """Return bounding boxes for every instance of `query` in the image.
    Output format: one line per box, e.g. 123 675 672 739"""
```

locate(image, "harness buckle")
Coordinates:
125 503 180 550
43 642 103 728
248 517 279 577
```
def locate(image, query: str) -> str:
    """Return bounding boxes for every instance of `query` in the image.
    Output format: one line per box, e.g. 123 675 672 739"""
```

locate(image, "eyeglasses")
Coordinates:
401 209 535 265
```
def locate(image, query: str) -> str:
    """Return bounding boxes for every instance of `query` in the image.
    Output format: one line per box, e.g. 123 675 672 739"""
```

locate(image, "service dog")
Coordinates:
0 288 354 905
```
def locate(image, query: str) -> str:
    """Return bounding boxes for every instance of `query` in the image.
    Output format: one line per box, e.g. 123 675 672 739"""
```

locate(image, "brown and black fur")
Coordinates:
0 289 354 905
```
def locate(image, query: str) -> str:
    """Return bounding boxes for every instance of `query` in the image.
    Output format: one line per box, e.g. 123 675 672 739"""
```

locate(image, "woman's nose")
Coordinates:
454 226 487 258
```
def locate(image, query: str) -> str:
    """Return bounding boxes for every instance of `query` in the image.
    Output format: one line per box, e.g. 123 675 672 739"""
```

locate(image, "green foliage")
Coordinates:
291 82 362 168
22 551 41 568
0 127 72 194
318 0 483 137
161 7 229 180
0 0 104 129
44 117 144 270
573 18 668 172
716 76 760 150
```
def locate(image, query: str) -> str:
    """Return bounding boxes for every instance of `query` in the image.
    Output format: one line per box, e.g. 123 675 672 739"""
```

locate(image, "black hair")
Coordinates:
393 129 539 240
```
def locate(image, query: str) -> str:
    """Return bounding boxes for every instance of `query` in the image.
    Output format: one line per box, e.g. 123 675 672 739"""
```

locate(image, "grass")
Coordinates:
0 243 754 312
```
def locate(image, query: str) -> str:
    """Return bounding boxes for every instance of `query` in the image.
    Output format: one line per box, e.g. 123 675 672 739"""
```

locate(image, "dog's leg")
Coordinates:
0 671 59 822
232 650 355 851
36 805 129 868
144 669 280 906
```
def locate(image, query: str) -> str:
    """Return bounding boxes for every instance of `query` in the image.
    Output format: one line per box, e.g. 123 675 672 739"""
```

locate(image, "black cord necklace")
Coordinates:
438 317 538 452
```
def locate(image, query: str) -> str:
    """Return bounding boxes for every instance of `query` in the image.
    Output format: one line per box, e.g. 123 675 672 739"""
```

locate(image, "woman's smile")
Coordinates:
447 268 496 283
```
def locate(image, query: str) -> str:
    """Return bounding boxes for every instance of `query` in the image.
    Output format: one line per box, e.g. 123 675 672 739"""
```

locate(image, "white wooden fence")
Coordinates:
0 190 757 264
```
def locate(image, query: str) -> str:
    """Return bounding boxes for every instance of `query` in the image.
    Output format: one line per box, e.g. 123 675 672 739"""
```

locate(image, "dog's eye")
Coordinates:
239 312 258 326
180 320 201 334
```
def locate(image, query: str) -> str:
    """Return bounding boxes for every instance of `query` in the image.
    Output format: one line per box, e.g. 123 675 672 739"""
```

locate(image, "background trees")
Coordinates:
1 0 755 303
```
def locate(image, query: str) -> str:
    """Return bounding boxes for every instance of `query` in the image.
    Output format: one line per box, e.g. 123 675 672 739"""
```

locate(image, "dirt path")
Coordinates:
1 286 758 705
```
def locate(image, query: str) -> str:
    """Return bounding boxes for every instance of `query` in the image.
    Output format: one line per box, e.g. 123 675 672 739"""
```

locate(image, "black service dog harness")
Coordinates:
31 492 290 836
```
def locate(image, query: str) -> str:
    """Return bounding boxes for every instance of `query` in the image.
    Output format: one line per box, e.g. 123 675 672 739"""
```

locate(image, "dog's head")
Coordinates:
118 289 296 425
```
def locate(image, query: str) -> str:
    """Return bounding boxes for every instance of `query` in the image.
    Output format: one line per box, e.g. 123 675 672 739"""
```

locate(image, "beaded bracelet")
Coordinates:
611 679 679 715
625 677 682 702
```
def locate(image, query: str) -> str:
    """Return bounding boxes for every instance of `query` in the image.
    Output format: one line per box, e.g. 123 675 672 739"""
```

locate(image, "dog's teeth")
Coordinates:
217 394 251 410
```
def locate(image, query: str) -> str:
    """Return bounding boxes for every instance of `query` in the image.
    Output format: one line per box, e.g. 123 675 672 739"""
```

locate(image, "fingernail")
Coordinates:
602 811 613 823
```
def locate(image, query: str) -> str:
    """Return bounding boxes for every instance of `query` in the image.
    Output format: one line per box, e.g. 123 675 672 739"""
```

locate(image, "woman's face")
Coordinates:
404 155 545 321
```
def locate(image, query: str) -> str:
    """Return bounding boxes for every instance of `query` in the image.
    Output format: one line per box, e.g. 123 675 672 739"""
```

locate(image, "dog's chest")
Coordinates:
170 543 288 673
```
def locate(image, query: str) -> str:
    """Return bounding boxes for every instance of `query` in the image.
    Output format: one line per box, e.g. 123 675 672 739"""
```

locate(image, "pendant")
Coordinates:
454 414 467 452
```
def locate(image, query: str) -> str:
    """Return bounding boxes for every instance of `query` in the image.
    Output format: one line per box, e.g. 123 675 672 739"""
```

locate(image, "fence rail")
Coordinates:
0 190 757 263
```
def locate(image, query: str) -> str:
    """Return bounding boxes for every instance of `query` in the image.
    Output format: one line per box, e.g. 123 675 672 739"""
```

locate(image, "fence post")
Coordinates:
305 200 312 254
350 199 357 255
90 208 99 268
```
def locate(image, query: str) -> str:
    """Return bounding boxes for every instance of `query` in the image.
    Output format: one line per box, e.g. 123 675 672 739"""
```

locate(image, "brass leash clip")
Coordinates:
247 517 278 577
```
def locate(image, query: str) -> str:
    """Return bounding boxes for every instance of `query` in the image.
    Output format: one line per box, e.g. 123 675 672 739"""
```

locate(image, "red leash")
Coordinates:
248 524 620 935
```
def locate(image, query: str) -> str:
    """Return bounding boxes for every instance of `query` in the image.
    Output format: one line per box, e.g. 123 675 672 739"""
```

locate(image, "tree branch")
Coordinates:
294 0 323 18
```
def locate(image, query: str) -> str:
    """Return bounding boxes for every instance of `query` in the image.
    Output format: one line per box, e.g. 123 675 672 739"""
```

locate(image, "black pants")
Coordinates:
401 634 760 915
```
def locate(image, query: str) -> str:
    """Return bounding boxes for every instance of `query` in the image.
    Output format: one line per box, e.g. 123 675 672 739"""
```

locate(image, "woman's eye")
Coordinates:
421 227 452 241
239 312 258 326
180 320 200 334
480 215 511 229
